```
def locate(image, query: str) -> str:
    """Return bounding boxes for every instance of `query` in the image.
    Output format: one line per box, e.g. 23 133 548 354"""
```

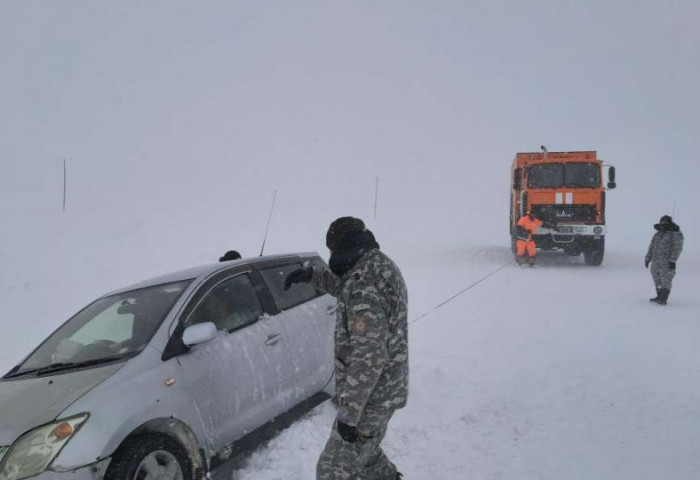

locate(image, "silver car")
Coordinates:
0 253 336 479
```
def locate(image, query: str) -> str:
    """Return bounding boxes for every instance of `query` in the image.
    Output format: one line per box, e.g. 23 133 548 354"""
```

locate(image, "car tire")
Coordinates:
105 433 193 480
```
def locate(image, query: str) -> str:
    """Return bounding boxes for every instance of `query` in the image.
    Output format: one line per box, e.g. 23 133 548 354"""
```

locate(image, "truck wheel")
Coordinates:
105 433 193 480
583 238 604 266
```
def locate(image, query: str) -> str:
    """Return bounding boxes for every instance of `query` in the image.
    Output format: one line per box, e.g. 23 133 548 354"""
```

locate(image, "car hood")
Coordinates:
0 363 123 445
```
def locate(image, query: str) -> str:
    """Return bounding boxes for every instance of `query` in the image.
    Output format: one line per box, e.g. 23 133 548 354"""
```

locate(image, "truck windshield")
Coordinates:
528 163 600 189
528 164 563 188
564 163 600 188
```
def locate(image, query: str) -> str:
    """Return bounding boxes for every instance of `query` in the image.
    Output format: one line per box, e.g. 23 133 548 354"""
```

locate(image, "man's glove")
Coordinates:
337 421 358 443
669 261 676 270
283 267 312 290
645 259 650 269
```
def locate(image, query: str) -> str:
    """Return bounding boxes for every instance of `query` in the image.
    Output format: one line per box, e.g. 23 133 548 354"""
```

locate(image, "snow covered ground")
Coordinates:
2 224 697 479
225 245 700 479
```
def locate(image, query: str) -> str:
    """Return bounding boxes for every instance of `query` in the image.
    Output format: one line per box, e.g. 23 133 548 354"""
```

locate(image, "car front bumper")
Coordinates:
30 458 111 480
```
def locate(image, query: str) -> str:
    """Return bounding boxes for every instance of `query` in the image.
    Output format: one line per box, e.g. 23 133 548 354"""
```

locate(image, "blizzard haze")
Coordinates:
1 1 699 478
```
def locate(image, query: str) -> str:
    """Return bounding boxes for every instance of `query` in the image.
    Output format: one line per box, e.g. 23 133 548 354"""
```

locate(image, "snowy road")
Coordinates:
231 246 700 480
1 244 698 479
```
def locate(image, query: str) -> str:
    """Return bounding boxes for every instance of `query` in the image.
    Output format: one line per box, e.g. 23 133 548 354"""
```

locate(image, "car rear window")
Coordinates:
259 262 321 311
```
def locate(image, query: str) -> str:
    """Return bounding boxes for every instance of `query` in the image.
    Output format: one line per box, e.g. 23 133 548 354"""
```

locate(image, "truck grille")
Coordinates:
532 204 597 223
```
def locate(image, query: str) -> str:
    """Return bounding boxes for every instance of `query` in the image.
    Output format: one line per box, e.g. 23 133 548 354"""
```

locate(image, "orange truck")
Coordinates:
509 148 616 265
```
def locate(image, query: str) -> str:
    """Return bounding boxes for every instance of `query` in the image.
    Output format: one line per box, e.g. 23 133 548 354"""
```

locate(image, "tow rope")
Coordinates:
410 261 512 325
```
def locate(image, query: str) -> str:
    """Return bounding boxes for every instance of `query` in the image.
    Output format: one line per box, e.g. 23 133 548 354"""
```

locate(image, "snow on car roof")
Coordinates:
105 252 319 296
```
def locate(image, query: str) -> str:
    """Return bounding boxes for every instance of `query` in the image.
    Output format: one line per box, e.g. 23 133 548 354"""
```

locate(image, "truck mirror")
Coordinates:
608 166 616 182
607 181 617 189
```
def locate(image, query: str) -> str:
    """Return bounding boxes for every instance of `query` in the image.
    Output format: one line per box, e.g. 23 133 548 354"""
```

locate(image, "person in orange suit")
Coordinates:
515 211 544 266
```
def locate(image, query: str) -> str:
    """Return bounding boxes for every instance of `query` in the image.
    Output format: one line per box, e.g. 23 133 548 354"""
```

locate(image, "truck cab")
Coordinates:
510 149 616 265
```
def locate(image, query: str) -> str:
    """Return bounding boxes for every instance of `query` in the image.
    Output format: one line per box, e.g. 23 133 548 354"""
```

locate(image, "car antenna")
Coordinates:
259 190 278 256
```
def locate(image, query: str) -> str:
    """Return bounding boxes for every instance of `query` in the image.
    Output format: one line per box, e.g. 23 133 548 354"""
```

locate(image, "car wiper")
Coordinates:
5 363 85 378
3 367 40 379
5 354 134 379
36 362 83 375
36 355 135 376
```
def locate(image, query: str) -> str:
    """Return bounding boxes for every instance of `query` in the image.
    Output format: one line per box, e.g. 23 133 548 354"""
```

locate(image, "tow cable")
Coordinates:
410 261 512 325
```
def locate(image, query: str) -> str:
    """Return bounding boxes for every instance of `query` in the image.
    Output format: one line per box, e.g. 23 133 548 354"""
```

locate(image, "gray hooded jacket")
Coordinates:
646 222 684 267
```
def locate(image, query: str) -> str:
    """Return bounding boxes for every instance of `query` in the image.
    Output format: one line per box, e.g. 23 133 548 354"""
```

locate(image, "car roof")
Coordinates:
105 252 319 296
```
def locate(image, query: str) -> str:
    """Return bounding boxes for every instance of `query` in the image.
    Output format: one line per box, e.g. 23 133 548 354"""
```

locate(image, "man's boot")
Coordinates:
649 287 660 302
516 256 523 266
656 288 670 305
527 256 535 267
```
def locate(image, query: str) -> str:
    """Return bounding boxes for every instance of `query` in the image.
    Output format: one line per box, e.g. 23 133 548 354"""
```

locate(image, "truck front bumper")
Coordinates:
539 224 605 236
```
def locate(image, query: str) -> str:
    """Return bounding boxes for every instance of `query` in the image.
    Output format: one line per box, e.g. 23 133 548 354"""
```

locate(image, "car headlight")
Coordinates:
0 414 89 480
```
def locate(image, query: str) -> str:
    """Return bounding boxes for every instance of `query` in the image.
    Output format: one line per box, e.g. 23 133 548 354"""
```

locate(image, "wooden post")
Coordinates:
63 158 66 212
373 175 379 220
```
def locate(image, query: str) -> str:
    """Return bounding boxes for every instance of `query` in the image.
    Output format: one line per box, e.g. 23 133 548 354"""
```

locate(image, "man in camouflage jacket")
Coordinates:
645 215 684 305
285 217 408 479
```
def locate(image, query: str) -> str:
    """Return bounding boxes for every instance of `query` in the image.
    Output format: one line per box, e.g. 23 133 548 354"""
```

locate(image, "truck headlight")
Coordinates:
594 226 603 234
0 414 89 480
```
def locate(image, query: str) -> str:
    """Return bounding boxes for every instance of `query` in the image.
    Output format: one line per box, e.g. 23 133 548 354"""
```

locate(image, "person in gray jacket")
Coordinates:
645 215 684 305
285 217 408 480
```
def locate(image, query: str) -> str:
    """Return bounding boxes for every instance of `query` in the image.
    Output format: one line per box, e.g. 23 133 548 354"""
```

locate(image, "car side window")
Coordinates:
259 262 321 311
187 273 263 332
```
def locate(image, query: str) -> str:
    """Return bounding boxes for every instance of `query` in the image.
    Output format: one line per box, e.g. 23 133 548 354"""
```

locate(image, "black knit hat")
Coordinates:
326 217 366 250
219 250 242 262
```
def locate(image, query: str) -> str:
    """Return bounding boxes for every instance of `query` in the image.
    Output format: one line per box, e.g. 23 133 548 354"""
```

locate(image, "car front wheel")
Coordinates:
106 434 192 480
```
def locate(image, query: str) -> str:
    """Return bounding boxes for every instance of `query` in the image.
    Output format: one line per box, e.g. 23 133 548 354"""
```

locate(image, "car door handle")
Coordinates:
326 305 337 315
265 333 282 346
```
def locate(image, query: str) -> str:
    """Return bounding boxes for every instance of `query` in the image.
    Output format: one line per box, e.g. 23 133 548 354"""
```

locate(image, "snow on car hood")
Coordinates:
0 363 123 445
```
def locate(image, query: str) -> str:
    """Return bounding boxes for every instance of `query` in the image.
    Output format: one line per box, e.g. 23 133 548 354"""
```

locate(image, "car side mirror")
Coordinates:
182 322 218 347
607 181 616 189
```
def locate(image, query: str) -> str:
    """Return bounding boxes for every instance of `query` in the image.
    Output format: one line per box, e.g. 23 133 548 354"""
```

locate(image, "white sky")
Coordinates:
1 1 698 280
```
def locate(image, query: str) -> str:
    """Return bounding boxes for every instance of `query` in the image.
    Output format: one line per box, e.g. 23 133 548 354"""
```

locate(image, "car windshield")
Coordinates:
528 163 600 189
7 280 191 377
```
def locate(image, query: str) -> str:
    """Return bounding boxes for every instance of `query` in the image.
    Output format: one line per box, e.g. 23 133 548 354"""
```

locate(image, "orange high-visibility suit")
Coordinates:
516 214 543 258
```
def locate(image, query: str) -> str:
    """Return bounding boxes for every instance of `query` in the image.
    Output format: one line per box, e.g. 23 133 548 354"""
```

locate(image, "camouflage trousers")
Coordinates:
651 264 676 290
317 407 397 480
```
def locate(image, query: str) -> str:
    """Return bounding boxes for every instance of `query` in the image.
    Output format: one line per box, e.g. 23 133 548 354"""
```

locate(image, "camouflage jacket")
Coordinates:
311 248 408 426
646 227 684 267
